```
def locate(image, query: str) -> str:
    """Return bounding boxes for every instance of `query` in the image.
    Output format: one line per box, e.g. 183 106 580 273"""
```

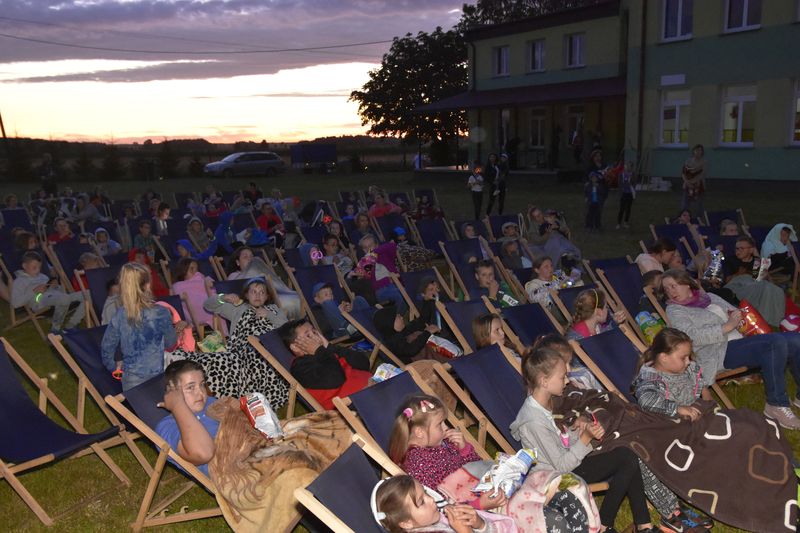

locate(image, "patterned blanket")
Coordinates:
554 387 798 532
207 399 352 532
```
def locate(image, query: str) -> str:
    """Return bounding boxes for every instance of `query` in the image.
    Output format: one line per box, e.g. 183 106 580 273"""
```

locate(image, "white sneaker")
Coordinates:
792 397 800 409
764 404 800 430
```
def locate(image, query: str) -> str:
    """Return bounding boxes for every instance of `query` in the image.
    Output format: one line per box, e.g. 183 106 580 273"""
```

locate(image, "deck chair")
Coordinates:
745 225 770 248
1 207 35 231
391 267 454 317
249 331 325 416
333 370 487 459
372 213 409 242
340 305 404 367
78 264 123 326
0 253 48 338
596 265 646 340
412 217 452 252
49 328 152 471
48 238 97 290
650 224 699 264
550 284 598 325
288 264 352 330
433 345 525 454
412 188 440 207
582 256 632 286
0 337 130 526
704 208 745 229
569 326 645 401
701 234 738 259
173 192 196 208
387 191 412 209
484 214 523 241
294 442 388 533
439 239 487 297
451 219 490 240
276 248 305 271
500 302 559 348
435 299 493 353
105 375 223 530
298 225 327 245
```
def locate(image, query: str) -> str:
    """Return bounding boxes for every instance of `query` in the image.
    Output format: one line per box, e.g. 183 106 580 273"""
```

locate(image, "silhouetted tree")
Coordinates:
101 143 123 180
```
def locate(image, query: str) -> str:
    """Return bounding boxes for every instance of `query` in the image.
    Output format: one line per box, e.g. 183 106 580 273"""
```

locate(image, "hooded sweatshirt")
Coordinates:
632 361 704 418
11 270 50 308
373 306 431 364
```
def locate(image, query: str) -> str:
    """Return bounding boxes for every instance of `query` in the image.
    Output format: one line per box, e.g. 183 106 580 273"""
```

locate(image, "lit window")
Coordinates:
725 0 761 32
492 46 509 77
527 40 545 72
565 33 585 68
721 85 757 146
530 108 546 147
663 0 693 41
661 89 691 146
792 82 800 145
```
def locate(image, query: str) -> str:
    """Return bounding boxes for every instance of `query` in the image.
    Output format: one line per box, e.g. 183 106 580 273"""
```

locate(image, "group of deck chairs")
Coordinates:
3 198 796 530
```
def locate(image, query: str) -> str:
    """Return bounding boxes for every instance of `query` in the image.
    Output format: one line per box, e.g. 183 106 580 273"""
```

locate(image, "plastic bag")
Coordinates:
240 392 284 441
426 335 463 359
198 331 226 353
373 363 403 383
473 448 537 498
737 299 771 337
635 311 666 344
702 249 725 284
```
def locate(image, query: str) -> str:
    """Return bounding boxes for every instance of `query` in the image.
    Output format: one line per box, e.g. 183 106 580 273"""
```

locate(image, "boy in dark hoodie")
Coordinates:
372 305 443 365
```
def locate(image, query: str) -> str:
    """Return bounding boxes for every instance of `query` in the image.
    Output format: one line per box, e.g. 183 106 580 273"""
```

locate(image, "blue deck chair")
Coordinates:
1 207 35 231
156 294 187 321
339 191 363 204
582 256 632 283
392 267 454 316
435 345 525 453
596 264 643 329
220 190 239 206
340 305 404 367
109 201 134 221
746 225 770 249
289 264 348 325
485 214 522 241
704 209 743 229
387 191 412 209
0 337 130 526
51 237 95 289
414 217 451 252
82 264 124 325
440 239 485 297
230 212 255 233
295 443 386 533
437 299 492 353
551 283 597 322
413 188 439 206
334 200 361 220
83 220 122 244
299 225 327 245
214 277 249 296
703 234 738 259
373 213 409 242
651 224 699 263
452 219 489 240
278 247 305 271
250 331 324 414
569 327 642 401
104 374 223 530
173 191 196 208
501 303 558 347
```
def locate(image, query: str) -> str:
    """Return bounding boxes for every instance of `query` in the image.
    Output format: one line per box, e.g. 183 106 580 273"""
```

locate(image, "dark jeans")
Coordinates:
724 332 800 406
486 182 506 215
617 193 634 224
572 447 650 527
471 191 483 220
584 201 602 229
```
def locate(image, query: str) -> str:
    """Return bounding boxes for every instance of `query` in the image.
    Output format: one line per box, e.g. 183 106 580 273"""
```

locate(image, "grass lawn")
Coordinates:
1 170 798 532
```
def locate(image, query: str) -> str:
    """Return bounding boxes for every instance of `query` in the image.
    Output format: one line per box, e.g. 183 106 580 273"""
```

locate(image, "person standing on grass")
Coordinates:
681 144 706 215
616 160 636 229
466 160 484 220
584 149 608 231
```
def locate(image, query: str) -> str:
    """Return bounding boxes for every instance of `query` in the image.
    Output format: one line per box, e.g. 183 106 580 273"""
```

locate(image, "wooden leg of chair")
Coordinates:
133 447 170 532
0 460 54 526
287 386 297 420
711 382 735 409
90 443 131 486
30 312 46 340
122 432 154 477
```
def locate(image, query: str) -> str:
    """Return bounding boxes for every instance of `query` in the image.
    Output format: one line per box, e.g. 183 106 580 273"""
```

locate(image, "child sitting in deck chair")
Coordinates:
310 282 368 341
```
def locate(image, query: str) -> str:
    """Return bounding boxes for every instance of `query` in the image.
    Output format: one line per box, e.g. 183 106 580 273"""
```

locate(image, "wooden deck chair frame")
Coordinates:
339 307 405 368
0 337 131 526
482 213 524 242
105 393 224 531
433 297 501 355
332 365 490 460
248 335 325 417
73 268 107 328
482 297 545 358
581 256 633 287
47 333 153 474
491 256 529 303
282 261 354 332
151 236 171 265
438 240 494 300
293 434 402 533
42 243 74 292
703 208 746 229
389 268 454 319
643 286 669 324
594 268 648 343
0 254 48 339
549 287 621 336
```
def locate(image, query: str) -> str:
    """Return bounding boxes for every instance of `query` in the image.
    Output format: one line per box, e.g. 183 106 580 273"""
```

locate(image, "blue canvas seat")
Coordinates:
501 303 557 347
414 218 451 252
570 327 642 401
437 300 492 353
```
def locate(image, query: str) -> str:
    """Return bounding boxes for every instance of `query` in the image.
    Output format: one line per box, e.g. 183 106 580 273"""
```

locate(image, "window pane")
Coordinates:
576 34 584 64
741 100 756 142
794 97 800 142
662 106 677 144
722 102 740 142
681 0 694 35
664 0 679 38
728 0 744 28
679 104 691 144
746 0 762 25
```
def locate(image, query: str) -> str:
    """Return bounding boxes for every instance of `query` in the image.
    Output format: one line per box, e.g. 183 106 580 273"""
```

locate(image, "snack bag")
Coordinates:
240 392 284 441
737 299 771 337
473 448 537 498
426 335 463 358
635 311 666 344
756 257 771 281
702 249 725 284
198 331 227 352
373 363 403 383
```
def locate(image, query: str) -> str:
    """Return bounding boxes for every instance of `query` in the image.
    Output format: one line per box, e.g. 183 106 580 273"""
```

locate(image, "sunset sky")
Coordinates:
0 0 464 143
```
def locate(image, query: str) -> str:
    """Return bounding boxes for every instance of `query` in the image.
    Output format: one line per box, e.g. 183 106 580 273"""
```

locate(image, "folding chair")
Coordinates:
372 213 409 242
650 224 700 264
390 267 454 318
249 331 325 416
173 192 196 208
745 225 770 248
595 265 647 341
412 188 440 207
0 337 130 526
433 345 525 454
550 284 599 325
568 326 645 401
299 225 327 245
701 234 738 259
581 256 632 286
1 207 35 230
77 264 123 326
333 370 487 458
411 217 452 252
288 264 352 330
48 238 97 290
439 239 487 298
48 328 152 471
275 248 305 272
500 302 559 349
340 305 405 367
704 208 745 229
450 219 490 240
484 214 523 241
294 442 390 533
0 253 48 338
105 375 223 530
387 191 412 209
435 299 493 353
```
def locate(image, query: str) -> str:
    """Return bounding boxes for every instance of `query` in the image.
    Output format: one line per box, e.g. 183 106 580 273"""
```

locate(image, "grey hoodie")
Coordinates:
632 361 704 418
11 270 50 308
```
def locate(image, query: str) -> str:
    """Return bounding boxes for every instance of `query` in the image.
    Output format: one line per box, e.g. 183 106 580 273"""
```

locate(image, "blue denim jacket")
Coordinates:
102 305 176 390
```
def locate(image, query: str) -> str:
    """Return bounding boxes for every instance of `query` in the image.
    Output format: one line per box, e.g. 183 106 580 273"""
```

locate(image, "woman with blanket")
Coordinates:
227 246 301 319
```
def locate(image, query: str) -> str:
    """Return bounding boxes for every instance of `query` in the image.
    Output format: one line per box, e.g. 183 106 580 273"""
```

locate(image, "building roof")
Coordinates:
416 76 626 112
465 1 620 42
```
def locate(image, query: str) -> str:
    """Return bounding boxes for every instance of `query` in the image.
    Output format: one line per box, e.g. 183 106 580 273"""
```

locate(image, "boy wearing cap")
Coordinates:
310 282 368 340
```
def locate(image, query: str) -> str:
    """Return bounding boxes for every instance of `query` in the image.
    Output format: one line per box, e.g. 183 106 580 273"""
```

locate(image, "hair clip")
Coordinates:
420 400 435 413
403 407 413 419
370 479 387 524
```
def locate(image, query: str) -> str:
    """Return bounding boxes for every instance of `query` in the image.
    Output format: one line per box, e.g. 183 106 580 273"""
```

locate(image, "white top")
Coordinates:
468 174 484 192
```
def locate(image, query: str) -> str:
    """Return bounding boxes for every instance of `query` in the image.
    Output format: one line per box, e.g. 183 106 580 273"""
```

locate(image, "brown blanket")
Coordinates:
554 387 798 533
207 399 353 532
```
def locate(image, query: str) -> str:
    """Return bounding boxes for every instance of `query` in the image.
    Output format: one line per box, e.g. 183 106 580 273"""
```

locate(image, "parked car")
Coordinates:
204 152 285 178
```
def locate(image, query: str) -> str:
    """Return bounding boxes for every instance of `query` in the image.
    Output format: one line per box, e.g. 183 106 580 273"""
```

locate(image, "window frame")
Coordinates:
661 0 693 42
526 39 546 73
529 108 546 148
659 89 691 147
720 85 757 147
564 33 585 69
492 45 510 77
791 81 800 146
724 0 762 34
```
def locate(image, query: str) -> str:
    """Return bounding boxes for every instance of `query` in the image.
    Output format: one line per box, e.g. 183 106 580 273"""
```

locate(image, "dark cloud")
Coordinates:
0 0 464 82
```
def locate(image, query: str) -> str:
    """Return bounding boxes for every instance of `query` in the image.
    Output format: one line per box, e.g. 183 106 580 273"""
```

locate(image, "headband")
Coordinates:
370 479 387 524
593 289 599 310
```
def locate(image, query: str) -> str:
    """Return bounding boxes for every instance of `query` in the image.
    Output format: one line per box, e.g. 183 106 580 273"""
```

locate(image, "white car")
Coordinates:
204 152 285 178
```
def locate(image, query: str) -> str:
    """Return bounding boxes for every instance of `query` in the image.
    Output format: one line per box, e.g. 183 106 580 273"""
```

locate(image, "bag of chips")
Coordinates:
426 335 463 359
737 299 771 337
240 392 284 441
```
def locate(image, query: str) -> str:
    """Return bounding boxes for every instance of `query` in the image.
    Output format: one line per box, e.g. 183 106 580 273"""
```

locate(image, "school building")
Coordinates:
423 0 800 181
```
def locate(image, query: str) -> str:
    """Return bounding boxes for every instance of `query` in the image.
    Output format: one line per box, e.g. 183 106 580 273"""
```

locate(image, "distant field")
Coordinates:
1 170 797 532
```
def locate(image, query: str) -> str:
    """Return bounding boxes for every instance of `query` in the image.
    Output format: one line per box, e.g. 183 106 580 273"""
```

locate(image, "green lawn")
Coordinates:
1 170 798 532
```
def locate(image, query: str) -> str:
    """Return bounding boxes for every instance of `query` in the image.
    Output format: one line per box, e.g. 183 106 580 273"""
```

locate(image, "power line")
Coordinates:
0 31 392 55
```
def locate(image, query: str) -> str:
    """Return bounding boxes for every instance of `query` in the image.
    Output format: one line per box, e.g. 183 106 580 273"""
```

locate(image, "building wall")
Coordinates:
626 0 800 180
